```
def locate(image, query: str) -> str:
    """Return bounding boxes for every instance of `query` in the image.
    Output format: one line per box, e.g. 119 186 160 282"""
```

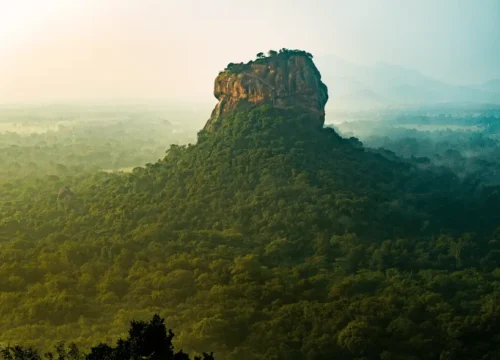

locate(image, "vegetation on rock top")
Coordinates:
222 49 314 74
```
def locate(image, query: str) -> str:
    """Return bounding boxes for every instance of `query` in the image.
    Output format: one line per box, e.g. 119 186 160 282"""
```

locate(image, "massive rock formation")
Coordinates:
204 50 329 132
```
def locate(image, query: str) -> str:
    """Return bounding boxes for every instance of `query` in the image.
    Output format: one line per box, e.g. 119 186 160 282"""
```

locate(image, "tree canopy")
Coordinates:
0 105 500 359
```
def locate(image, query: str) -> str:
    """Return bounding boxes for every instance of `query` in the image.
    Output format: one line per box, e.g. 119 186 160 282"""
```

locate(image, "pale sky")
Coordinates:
0 0 499 103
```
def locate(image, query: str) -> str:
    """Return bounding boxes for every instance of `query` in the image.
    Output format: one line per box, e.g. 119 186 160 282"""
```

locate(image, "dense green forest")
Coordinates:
2 105 500 359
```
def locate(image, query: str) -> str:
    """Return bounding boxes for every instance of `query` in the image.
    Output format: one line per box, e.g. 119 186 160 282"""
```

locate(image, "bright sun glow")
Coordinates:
0 1 77 52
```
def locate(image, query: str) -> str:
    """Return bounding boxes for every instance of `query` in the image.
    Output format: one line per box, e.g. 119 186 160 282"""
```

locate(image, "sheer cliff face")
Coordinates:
204 53 329 132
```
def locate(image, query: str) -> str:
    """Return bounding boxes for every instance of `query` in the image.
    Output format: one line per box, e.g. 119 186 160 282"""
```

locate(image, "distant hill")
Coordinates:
475 79 500 103
315 55 500 110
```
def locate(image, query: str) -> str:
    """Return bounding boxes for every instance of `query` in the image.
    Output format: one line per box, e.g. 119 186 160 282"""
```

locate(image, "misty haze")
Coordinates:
0 1 500 360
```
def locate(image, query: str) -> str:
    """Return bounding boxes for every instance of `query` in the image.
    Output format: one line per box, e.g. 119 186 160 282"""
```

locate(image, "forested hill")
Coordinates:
2 54 500 359
138 105 498 239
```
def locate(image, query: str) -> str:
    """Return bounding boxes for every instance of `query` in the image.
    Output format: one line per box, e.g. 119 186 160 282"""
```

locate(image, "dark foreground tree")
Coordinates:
1 315 214 360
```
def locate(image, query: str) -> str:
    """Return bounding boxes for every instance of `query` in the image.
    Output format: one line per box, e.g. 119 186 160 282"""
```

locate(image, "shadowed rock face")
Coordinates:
204 52 329 132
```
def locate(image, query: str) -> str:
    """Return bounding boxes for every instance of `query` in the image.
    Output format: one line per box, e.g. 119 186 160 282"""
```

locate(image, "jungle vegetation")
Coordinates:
1 105 500 359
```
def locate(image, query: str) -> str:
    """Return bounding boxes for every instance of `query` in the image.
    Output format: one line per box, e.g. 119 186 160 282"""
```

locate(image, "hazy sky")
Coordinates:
0 0 499 103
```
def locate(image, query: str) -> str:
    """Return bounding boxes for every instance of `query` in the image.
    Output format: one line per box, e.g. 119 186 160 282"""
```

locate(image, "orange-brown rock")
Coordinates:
204 51 329 132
